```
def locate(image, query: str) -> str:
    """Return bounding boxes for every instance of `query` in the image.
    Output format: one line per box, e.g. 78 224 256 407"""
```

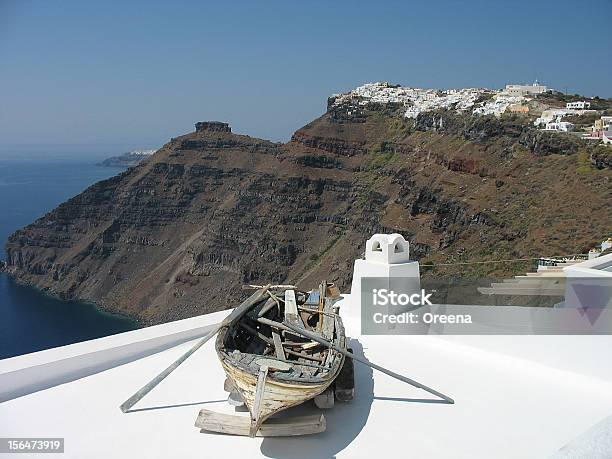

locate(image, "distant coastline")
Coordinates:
97 149 156 168
3 268 142 324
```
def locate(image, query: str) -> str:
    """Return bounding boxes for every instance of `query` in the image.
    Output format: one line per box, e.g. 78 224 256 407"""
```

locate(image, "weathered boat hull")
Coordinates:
214 284 346 436
221 360 333 431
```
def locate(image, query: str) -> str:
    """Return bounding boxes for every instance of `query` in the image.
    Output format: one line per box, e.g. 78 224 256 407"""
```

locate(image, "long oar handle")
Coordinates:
120 326 220 412
258 317 454 404
120 287 270 413
350 352 454 404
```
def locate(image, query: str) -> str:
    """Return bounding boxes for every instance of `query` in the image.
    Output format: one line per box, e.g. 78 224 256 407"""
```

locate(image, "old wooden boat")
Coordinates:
213 281 346 437
122 281 452 434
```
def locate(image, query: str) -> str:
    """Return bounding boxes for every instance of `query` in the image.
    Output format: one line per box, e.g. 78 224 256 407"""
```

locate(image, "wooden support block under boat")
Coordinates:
334 347 355 402
228 391 245 407
314 387 335 409
223 377 235 393
195 410 326 437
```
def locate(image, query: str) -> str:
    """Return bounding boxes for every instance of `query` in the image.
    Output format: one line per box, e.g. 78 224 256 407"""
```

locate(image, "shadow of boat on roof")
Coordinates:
259 338 373 459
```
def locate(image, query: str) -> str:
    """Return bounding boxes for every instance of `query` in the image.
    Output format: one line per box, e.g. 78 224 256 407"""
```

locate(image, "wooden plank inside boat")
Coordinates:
272 331 285 360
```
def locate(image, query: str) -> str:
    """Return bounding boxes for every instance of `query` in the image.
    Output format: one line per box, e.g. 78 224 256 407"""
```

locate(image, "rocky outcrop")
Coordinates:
518 130 584 157
413 109 609 160
326 97 368 123
6 109 611 325
291 132 367 156
414 110 527 141
195 121 231 133
590 145 612 170
293 154 340 169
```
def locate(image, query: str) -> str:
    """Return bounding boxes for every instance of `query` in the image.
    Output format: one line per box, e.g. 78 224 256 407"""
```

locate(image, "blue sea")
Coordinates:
0 157 138 360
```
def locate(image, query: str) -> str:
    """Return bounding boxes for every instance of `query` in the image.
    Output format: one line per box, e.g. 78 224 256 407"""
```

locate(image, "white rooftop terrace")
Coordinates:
2 239 611 458
2 297 612 458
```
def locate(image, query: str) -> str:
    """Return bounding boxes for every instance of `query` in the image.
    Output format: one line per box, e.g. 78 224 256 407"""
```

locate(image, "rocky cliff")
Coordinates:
6 96 611 324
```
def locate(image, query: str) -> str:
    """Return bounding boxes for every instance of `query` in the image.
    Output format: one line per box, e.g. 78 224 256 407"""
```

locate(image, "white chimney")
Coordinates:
348 234 421 334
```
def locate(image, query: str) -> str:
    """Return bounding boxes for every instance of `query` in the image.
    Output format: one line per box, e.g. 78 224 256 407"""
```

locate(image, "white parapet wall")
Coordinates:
0 309 227 403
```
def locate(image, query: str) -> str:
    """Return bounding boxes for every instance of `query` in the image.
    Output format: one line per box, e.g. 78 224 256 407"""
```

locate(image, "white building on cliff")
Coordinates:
503 81 548 97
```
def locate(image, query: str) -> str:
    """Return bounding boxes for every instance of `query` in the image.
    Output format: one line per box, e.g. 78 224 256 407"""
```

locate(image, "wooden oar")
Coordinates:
119 286 270 413
257 317 455 404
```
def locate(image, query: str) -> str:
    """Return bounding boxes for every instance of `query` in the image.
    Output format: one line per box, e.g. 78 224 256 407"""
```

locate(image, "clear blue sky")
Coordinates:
1 0 611 156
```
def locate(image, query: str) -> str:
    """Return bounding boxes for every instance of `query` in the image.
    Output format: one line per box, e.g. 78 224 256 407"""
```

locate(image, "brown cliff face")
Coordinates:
6 107 612 325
